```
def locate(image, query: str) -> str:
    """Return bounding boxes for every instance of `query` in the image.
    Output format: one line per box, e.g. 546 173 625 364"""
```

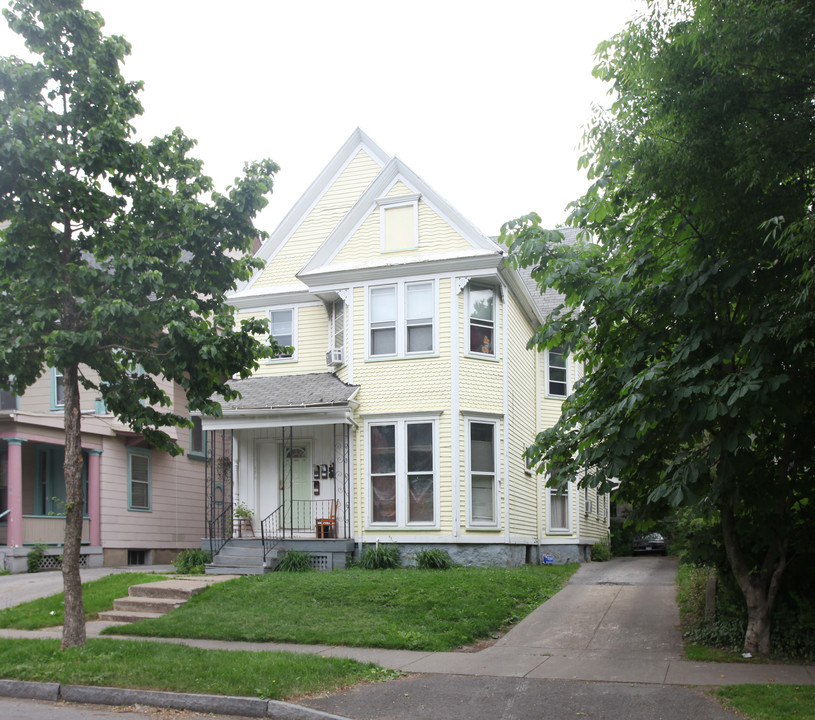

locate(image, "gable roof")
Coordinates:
234 129 390 295
296 157 502 283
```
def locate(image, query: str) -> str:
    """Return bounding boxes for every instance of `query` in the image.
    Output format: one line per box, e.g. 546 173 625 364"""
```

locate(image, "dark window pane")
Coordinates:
471 475 494 521
407 423 433 472
370 425 395 474
372 327 396 355
372 475 396 522
470 423 494 472
409 475 434 522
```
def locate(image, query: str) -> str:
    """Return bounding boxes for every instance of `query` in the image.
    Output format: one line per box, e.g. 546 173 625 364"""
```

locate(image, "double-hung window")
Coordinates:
332 299 345 352
468 283 496 356
467 419 498 526
547 345 568 397
547 485 571 533
368 281 435 358
128 449 151 511
269 309 295 359
368 418 437 526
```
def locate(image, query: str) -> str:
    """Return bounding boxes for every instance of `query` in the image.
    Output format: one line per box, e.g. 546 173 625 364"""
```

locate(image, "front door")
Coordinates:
280 442 312 530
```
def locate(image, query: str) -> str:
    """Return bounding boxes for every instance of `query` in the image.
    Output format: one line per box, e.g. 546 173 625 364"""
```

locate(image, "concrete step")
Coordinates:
128 580 207 601
210 554 263 567
113 596 183 615
215 546 264 558
97 609 165 623
205 563 266 575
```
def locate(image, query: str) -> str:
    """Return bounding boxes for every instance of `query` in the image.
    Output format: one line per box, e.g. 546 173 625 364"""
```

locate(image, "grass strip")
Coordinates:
716 685 815 720
0 572 167 629
105 564 577 651
0 638 385 700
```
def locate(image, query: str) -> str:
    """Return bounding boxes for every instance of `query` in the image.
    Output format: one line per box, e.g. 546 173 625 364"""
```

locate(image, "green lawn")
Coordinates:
103 564 578 651
716 685 815 720
0 572 167 629
0 638 385 700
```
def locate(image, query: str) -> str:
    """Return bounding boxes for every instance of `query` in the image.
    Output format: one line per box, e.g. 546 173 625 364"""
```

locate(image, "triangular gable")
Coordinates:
298 157 502 279
233 129 390 297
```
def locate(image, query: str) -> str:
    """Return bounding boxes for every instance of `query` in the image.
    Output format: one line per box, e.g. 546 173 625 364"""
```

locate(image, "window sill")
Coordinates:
365 352 440 362
464 352 499 362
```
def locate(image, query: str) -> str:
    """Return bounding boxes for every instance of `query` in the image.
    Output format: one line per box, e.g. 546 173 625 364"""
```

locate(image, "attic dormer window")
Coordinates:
377 194 419 252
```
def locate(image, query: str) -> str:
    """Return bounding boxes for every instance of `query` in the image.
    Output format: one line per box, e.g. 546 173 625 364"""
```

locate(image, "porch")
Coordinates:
200 374 359 574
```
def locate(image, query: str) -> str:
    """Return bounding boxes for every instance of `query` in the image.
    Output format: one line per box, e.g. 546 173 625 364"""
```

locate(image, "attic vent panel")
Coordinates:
382 203 417 252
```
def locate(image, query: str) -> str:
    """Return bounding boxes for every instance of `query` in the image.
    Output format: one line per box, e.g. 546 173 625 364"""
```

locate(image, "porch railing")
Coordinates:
260 499 339 563
208 503 233 559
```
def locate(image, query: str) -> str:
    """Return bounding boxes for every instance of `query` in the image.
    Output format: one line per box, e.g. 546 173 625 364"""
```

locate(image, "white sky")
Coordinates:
0 0 644 237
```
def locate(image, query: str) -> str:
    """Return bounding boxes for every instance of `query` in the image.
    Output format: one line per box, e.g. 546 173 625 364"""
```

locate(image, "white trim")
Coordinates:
375 193 421 207
545 345 569 398
364 415 440 531
267 306 298 363
464 416 501 529
379 198 419 253
365 279 438 360
451 279 461 538
503 289 510 543
546 482 573 535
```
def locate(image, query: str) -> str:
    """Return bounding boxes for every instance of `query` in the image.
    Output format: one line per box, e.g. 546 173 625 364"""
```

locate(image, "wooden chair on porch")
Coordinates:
315 501 336 539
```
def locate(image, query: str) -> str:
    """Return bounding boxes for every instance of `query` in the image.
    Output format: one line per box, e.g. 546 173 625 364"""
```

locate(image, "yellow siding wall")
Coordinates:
252 149 383 289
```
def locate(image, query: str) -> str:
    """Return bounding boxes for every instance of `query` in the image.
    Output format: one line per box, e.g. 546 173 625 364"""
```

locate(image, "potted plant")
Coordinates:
233 501 254 537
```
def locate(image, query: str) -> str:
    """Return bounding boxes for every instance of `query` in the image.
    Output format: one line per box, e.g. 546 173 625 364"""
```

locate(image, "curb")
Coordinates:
0 679 353 720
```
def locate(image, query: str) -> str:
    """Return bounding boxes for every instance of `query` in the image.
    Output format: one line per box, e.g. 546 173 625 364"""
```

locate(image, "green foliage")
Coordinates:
357 544 401 570
415 548 455 570
0 0 279 644
500 0 815 655
171 549 211 575
0 638 378 701
105 565 578 651
590 542 611 562
26 543 48 573
0 572 166 629
276 550 312 573
233 501 253 519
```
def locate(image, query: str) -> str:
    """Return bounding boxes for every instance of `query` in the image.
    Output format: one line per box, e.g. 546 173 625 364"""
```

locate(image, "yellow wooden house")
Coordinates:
200 129 609 572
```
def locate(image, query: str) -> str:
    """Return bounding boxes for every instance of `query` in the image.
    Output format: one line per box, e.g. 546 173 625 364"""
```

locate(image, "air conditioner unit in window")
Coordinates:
325 348 345 366
584 500 593 515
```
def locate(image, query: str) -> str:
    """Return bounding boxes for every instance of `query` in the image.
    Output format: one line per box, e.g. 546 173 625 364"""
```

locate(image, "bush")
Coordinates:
591 542 612 562
26 543 48 573
415 548 455 570
172 549 211 574
358 544 401 570
276 550 312 572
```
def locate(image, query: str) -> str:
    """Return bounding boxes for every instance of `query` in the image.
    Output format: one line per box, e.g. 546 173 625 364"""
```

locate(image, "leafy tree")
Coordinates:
501 0 815 656
0 0 279 648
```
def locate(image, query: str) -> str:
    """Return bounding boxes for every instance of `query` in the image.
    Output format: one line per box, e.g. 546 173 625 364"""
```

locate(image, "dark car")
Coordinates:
632 532 667 556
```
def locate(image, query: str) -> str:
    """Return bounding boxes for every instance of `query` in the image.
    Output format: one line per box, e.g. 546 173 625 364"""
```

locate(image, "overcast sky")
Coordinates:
1 0 645 237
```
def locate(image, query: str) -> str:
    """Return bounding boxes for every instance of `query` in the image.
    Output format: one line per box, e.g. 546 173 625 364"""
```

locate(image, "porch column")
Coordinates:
87 449 102 546
6 438 26 547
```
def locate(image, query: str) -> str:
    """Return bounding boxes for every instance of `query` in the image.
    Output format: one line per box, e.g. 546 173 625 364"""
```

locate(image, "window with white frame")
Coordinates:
128 449 151 511
52 368 65 409
468 283 496 356
547 345 568 397
331 299 345 352
269 309 295 359
379 197 418 252
368 281 435 358
468 420 498 525
368 418 436 526
547 485 571 532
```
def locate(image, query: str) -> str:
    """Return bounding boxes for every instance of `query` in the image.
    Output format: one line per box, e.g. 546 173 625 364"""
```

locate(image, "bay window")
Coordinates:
468 419 498 526
468 283 495 356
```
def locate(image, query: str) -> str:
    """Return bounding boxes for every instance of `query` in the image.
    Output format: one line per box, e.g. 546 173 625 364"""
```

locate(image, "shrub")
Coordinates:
415 548 454 570
358 544 401 570
26 543 48 573
591 542 612 562
172 549 211 574
276 550 312 572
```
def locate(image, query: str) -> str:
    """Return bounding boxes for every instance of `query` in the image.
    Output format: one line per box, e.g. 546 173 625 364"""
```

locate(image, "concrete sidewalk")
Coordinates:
1 558 813 719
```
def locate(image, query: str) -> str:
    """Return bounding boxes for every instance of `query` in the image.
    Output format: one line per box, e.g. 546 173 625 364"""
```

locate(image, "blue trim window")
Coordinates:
189 416 207 459
127 449 151 511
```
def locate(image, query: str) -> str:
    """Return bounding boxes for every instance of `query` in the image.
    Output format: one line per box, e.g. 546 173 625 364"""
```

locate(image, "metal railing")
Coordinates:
260 499 338 563
208 502 233 559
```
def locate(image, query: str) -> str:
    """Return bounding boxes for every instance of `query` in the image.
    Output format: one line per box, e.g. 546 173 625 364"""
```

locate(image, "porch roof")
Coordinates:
201 373 359 430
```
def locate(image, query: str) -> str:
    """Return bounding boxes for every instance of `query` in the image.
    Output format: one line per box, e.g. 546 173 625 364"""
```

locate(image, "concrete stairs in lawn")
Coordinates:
205 539 269 575
98 576 236 624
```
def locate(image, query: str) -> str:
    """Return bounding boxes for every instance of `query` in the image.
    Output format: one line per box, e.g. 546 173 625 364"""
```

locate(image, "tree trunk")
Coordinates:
61 364 86 649
720 504 787 657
